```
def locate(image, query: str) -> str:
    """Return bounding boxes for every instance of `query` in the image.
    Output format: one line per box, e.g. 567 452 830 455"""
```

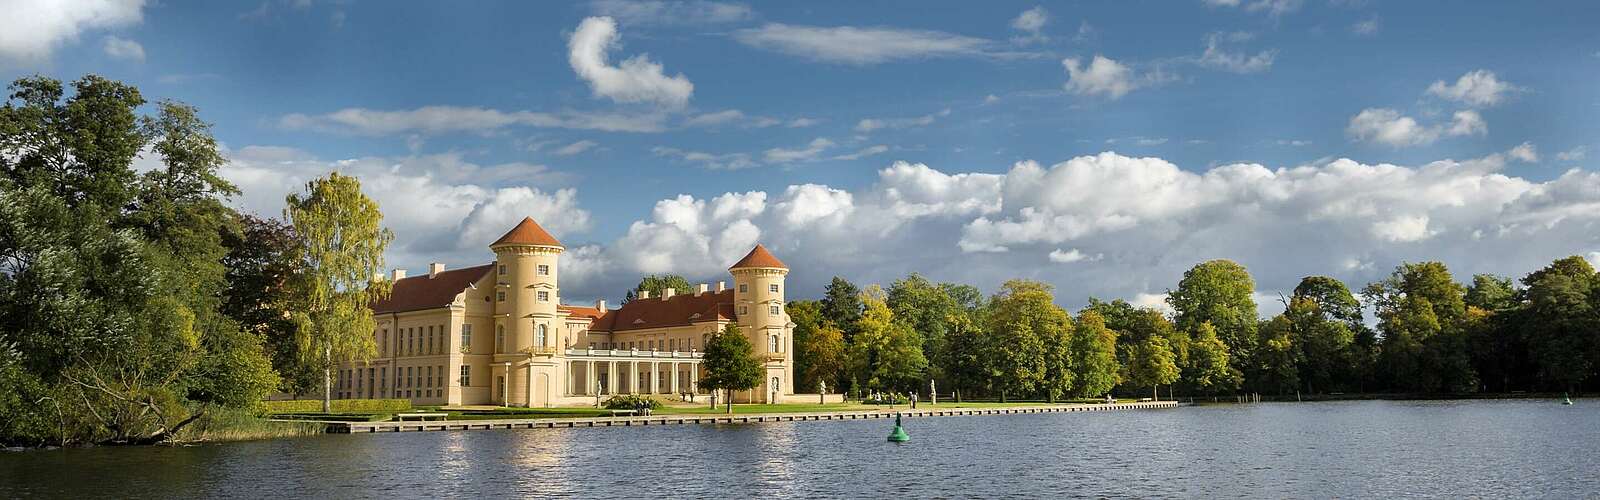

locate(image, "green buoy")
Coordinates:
887 413 910 442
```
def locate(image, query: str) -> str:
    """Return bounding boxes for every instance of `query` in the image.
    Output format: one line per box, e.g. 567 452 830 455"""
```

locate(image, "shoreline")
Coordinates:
300 401 1181 434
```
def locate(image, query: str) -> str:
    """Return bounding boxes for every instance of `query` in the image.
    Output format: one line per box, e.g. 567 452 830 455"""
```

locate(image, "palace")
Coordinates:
333 216 796 407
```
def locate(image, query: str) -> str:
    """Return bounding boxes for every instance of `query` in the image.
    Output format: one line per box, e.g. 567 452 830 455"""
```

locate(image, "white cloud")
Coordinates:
1195 32 1275 73
279 106 668 135
786 117 821 128
1049 248 1103 263
568 16 694 108
553 140 599 156
1586 252 1600 269
1371 214 1435 242
855 109 946 132
652 146 756 170
0 0 144 62
1010 6 1048 45
763 138 835 163
1507 141 1538 163
684 109 745 127
1556 146 1587 162
983 94 1001 104
1426 70 1520 108
1346 108 1485 147
1278 139 1312 146
1063 55 1169 99
831 145 889 161
1351 16 1380 36
587 0 752 26
1202 0 1302 17
101 35 143 62
733 23 1000 65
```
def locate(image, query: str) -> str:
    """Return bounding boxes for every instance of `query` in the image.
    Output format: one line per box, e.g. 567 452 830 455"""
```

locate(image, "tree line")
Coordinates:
786 257 1600 402
0 75 392 446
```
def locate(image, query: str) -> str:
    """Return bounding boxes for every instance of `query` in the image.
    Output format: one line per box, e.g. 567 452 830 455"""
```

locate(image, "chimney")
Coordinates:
595 299 607 313
662 287 676 300
391 269 407 281
696 283 709 296
428 262 445 278
639 290 651 300
717 281 726 292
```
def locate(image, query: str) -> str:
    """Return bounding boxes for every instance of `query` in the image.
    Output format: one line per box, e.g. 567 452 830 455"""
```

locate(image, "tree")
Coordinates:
1255 315 1300 395
1168 260 1259 372
1071 311 1121 398
623 274 691 304
1281 296 1354 394
700 324 764 412
0 75 273 445
221 215 310 394
284 172 393 413
796 322 846 393
848 286 928 392
1364 262 1477 392
1292 276 1373 391
980 280 1066 401
887 273 976 392
1465 274 1516 312
1519 256 1598 392
1186 322 1241 394
1126 335 1179 401
819 276 863 340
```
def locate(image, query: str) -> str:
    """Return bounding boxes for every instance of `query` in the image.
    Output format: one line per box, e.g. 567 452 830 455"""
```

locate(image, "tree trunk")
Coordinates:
1000 390 1007 404
321 343 333 413
725 389 733 414
955 388 962 403
1152 385 1158 401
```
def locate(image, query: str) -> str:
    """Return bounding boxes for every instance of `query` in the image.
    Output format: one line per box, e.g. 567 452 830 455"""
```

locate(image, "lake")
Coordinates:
2 399 1596 498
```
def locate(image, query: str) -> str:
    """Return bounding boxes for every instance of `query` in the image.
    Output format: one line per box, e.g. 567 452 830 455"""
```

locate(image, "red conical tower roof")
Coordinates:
491 217 563 248
729 244 787 270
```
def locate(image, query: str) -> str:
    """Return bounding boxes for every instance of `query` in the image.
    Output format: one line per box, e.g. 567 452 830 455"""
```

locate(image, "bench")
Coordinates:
608 409 638 417
393 412 448 421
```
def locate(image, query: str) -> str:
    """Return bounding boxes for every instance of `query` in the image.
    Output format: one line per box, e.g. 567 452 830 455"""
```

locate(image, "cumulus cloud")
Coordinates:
1010 6 1048 45
586 0 752 26
1507 142 1538 163
568 16 694 108
1062 55 1169 99
101 35 143 62
1346 108 1485 147
279 106 668 135
1426 70 1520 108
0 0 144 62
1049 248 1103 263
733 23 1001 65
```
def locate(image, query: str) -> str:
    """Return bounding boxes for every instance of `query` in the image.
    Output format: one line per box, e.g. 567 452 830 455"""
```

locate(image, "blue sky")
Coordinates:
6 0 1600 313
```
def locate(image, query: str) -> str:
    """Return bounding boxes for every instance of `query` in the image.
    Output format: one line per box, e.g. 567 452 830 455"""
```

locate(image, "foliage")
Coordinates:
700 323 764 395
796 320 847 393
284 172 393 412
1185 321 1241 394
1168 260 1259 371
623 274 692 304
602 394 662 410
1126 334 1180 398
848 286 928 391
1070 311 1121 397
222 215 313 395
819 276 864 339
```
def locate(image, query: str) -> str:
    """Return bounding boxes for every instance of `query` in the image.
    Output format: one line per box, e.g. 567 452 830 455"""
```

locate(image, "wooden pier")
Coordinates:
306 401 1180 434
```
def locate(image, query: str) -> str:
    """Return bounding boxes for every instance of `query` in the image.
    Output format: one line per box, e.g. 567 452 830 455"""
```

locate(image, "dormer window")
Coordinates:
536 264 549 276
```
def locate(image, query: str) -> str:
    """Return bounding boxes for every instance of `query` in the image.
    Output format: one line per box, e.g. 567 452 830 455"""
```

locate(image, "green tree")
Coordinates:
1466 274 1516 312
887 273 975 392
796 322 847 393
1186 322 1241 394
1070 311 1121 398
284 172 393 413
1519 256 1598 392
1363 262 1477 392
623 274 692 304
1281 296 1355 394
1126 335 1180 401
221 215 310 394
1255 315 1300 394
820 276 864 340
1168 260 1260 372
980 280 1067 401
848 286 928 392
701 323 764 412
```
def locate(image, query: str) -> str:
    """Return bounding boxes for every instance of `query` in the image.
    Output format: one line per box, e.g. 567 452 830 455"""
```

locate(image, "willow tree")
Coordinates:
284 173 392 412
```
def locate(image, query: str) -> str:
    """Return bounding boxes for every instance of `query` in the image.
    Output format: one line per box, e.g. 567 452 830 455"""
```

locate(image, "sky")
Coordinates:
4 0 1600 315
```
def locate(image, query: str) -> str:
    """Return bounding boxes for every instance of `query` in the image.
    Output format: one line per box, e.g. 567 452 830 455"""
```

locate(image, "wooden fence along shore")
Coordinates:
300 401 1180 434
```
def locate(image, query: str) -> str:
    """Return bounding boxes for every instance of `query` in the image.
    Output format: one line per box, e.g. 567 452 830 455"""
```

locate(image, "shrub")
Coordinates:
261 399 411 414
602 394 662 410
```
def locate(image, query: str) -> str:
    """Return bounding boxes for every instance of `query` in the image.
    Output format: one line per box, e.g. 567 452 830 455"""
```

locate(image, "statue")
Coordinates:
818 380 827 404
930 379 937 405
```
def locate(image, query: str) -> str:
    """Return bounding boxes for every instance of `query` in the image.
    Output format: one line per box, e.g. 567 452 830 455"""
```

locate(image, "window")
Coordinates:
461 324 472 351
459 365 471 386
537 291 549 302
497 291 506 302
739 283 748 293
495 325 505 353
770 304 781 316
380 329 388 356
427 326 434 355
437 365 444 387
536 324 548 347
536 264 549 276
426 366 433 388
407 366 414 388
498 264 507 275
740 306 748 315
770 284 779 293
769 335 779 352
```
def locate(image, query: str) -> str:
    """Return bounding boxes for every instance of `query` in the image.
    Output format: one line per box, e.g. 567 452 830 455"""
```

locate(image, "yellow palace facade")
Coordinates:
332 217 797 407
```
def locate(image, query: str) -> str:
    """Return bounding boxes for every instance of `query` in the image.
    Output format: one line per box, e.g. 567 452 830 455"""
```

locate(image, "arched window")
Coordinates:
536 324 548 347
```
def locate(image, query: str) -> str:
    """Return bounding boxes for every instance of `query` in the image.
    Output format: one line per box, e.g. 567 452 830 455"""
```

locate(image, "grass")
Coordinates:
173 407 325 443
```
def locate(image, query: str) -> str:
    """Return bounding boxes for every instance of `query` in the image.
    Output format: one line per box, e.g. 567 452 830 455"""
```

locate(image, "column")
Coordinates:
608 360 617 395
587 360 597 396
629 361 638 394
690 362 698 394
671 362 680 395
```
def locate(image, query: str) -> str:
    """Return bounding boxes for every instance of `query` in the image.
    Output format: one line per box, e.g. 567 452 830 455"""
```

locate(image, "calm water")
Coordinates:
3 399 1597 499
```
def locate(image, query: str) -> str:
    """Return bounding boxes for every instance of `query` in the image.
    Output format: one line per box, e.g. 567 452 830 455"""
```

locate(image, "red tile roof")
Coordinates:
728 244 786 270
558 305 604 321
491 217 562 248
591 289 736 333
371 264 493 314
